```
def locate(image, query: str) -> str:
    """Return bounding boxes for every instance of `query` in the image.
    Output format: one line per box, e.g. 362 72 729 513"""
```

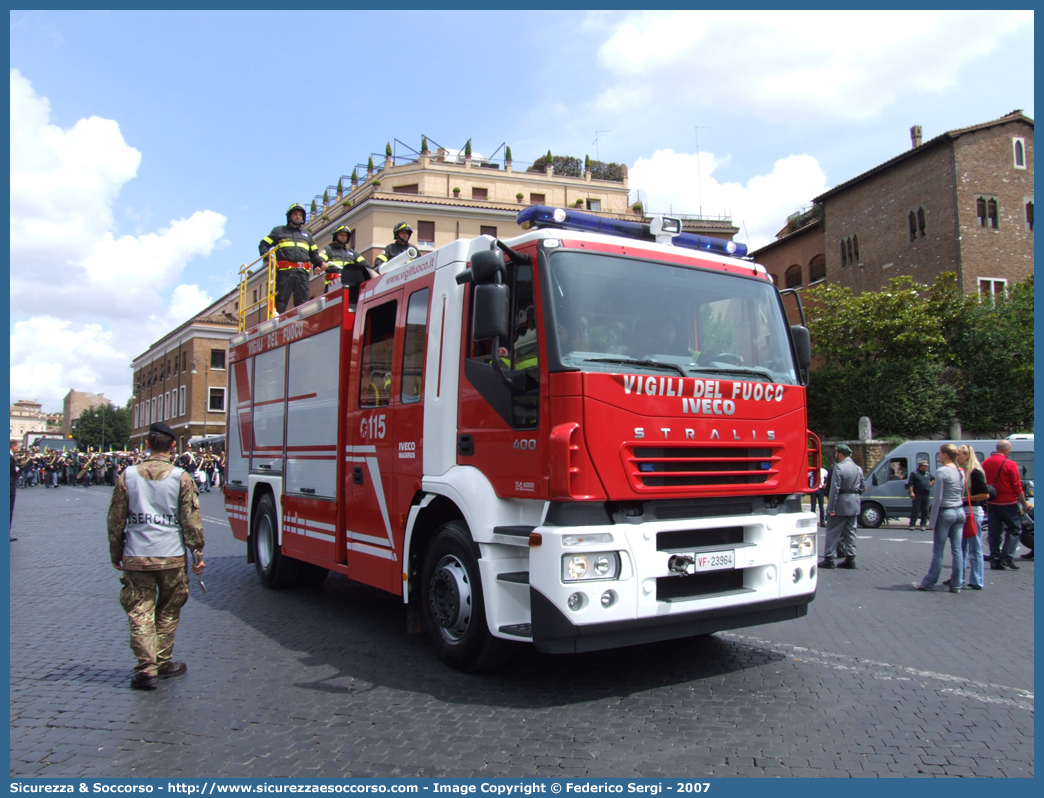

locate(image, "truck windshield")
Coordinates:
547 250 799 385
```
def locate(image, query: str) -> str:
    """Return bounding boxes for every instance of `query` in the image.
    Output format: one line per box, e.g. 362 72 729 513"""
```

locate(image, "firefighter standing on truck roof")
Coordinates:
322 225 373 304
259 204 325 314
374 221 415 270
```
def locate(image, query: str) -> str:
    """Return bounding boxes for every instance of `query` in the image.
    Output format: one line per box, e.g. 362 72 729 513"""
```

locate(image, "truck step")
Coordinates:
497 571 530 584
498 623 533 638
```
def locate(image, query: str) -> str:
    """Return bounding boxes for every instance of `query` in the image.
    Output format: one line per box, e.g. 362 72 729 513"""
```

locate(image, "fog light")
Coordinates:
567 592 585 611
810 565 817 579
600 590 617 608
792 567 802 583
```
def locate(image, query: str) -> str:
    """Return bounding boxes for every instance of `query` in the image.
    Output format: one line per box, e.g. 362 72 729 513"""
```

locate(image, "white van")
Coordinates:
858 438 1034 528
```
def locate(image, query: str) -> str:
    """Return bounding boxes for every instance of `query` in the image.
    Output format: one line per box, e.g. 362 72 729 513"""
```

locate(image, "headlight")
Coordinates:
789 534 815 560
562 552 620 582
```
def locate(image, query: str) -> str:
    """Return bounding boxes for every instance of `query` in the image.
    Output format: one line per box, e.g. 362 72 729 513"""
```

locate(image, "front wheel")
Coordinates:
859 502 884 529
420 521 513 672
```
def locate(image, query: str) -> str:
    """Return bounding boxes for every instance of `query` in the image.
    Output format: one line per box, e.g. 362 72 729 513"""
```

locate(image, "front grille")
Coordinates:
657 526 745 551
657 570 746 602
627 445 780 490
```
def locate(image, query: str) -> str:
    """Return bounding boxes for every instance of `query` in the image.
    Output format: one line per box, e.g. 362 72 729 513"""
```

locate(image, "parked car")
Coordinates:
858 438 1034 528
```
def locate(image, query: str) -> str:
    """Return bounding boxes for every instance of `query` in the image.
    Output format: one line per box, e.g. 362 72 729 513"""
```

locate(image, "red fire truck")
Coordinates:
224 206 821 671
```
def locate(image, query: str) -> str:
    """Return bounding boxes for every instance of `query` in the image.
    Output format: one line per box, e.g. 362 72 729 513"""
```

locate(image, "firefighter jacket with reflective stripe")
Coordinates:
322 244 373 287
375 239 413 266
259 225 324 270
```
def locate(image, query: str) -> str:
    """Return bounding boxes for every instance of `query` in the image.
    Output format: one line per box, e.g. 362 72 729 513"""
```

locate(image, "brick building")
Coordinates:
129 313 238 451
60 390 110 439
752 110 1034 299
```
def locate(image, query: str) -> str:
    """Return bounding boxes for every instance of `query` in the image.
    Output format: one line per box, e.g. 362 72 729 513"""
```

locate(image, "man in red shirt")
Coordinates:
982 440 1032 571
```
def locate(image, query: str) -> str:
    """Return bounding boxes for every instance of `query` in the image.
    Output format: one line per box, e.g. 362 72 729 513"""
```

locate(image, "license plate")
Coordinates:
695 550 735 572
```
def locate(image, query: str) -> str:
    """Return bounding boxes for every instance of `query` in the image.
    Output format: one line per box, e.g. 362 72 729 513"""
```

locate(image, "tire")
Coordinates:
251 492 300 589
859 502 884 529
420 521 514 672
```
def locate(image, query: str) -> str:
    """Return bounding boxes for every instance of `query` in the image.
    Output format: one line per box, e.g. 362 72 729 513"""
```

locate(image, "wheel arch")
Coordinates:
247 477 281 563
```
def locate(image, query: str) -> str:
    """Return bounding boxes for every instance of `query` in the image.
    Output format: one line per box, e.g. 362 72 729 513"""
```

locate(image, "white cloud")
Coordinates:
593 10 1033 122
9 69 227 410
629 148 829 251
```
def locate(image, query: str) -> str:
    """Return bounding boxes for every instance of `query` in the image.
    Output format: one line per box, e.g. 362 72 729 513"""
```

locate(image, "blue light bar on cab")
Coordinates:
516 205 747 258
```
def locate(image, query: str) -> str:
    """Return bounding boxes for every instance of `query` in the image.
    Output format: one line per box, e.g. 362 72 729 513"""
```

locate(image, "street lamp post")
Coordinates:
191 359 210 439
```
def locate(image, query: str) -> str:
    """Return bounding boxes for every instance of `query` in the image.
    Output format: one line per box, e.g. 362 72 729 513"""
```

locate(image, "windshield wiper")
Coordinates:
586 357 687 377
689 365 776 380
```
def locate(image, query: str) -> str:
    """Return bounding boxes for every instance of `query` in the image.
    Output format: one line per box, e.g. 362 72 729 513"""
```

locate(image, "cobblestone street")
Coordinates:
9 485 1034 778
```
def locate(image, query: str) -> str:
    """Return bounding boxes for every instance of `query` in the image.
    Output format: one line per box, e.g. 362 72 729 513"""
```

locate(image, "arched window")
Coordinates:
917 208 926 238
1026 201 1034 232
840 240 847 267
785 264 802 289
847 237 854 265
977 197 987 226
809 254 826 283
852 235 860 261
987 198 999 228
1014 138 1026 168
909 211 917 241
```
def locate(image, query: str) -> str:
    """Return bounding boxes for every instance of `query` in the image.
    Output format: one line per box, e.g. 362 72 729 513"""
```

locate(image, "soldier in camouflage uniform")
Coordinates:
107 422 206 690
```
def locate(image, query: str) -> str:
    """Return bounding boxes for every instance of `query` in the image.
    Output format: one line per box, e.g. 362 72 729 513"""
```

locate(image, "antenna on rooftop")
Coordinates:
593 130 611 161
695 126 711 218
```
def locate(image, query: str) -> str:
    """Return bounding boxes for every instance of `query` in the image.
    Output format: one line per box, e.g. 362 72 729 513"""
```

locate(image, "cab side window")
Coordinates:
401 289 429 404
359 300 397 408
464 260 540 429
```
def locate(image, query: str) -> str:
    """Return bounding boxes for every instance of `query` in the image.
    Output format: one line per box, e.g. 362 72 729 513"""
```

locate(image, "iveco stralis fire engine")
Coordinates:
224 205 821 672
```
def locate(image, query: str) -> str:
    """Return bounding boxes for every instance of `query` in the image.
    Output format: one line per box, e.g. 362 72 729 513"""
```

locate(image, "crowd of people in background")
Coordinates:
11 444 224 493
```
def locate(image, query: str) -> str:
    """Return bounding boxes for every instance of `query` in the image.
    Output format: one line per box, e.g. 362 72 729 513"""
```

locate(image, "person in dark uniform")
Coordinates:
107 422 205 690
374 221 416 271
10 441 20 541
259 204 325 314
818 444 865 570
322 224 373 304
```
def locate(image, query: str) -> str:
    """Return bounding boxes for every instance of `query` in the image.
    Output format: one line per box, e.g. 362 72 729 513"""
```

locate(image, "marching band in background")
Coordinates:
12 444 225 491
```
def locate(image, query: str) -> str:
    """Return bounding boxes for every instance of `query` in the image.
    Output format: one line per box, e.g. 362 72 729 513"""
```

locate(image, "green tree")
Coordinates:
504 145 512 161
322 189 329 205
942 272 1034 433
310 199 317 215
336 178 343 195
421 135 428 152
350 169 358 183
464 139 472 158
367 156 374 172
75 404 131 451
385 141 392 157
804 276 955 438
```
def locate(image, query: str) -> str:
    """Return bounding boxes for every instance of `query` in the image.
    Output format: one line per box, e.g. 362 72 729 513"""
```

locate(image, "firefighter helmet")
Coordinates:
393 221 413 237
332 224 353 240
286 203 307 224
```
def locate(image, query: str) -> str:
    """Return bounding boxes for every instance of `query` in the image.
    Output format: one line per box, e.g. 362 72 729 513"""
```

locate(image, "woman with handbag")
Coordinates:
953 445 991 590
913 444 967 593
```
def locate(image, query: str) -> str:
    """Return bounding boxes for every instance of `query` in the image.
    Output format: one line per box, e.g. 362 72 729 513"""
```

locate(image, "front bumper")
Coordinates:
524 511 818 652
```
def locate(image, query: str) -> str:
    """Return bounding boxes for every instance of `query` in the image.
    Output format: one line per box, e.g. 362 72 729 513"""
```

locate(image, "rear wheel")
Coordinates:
252 493 300 589
859 502 884 529
421 521 513 672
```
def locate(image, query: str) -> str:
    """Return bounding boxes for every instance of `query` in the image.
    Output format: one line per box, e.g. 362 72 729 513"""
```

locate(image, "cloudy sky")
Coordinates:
9 10 1034 410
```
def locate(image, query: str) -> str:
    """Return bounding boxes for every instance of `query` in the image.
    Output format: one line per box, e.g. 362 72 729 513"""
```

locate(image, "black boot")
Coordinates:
839 556 857 569
818 556 836 569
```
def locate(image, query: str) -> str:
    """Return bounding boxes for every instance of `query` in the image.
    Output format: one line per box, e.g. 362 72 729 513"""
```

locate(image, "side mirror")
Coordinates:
872 472 880 486
790 325 812 370
472 283 510 341
470 250 506 285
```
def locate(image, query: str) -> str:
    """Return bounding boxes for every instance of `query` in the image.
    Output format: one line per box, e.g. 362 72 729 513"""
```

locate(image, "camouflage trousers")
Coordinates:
119 568 189 675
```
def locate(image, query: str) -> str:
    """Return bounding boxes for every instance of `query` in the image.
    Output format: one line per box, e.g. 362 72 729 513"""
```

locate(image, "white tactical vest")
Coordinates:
122 465 186 558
